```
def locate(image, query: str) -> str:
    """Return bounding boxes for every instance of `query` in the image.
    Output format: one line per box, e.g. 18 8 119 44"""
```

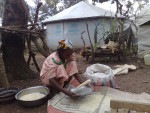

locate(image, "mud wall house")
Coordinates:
136 4 150 58
42 1 122 50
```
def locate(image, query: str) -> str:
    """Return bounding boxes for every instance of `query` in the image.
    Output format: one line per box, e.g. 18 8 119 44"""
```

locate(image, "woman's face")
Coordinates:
62 49 73 59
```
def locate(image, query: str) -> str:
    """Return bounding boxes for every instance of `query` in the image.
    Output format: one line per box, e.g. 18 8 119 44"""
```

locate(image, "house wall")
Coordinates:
0 33 1 48
46 18 115 49
138 25 150 58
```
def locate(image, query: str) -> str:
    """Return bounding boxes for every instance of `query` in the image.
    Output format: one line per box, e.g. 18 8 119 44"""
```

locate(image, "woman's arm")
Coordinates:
73 73 88 84
74 73 92 87
49 78 79 99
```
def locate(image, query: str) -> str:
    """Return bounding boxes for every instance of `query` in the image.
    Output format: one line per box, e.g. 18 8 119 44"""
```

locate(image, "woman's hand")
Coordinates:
49 78 81 99
67 91 81 99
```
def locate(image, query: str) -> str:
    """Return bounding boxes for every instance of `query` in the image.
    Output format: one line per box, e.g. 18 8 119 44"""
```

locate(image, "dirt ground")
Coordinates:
0 53 150 113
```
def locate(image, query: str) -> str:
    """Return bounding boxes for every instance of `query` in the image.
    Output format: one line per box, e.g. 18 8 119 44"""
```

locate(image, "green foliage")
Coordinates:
45 0 59 6
132 44 138 54
101 19 106 34
93 43 98 49
92 0 109 4
110 19 116 33
63 0 83 9
28 0 87 23
29 0 59 22
92 0 149 17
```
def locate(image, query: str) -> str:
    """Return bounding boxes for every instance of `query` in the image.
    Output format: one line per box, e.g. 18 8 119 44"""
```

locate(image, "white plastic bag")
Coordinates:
84 64 114 85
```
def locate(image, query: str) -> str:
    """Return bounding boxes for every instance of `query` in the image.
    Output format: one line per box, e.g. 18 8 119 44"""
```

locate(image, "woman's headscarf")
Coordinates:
58 39 73 49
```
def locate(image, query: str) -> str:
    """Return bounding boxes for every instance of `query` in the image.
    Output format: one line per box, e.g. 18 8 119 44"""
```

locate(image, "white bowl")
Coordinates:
71 86 93 96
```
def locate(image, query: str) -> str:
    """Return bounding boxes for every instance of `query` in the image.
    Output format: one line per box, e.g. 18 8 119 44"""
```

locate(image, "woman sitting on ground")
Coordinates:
40 39 90 99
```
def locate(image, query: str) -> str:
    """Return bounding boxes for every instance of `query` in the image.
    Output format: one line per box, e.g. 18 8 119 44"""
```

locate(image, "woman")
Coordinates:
40 39 88 99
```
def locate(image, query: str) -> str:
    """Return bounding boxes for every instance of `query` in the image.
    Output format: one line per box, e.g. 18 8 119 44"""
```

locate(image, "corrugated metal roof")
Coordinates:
43 1 119 24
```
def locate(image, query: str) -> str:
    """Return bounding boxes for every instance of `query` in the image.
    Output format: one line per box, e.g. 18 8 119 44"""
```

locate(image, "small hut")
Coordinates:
136 4 150 58
43 1 121 49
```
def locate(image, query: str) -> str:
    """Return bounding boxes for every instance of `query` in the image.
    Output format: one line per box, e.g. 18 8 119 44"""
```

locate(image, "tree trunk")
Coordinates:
0 54 9 87
1 0 36 82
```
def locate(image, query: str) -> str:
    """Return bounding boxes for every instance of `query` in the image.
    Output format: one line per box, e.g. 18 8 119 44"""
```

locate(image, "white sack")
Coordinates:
84 64 113 85
112 64 136 76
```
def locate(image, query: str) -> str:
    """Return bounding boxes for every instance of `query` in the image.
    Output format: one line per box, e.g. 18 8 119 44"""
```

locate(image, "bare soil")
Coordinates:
0 53 150 113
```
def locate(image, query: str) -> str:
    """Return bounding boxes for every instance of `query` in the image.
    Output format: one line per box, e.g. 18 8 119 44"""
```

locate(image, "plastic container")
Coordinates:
144 53 150 65
71 86 93 96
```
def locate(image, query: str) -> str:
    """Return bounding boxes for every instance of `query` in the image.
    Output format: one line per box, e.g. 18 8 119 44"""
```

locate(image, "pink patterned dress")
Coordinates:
40 52 78 87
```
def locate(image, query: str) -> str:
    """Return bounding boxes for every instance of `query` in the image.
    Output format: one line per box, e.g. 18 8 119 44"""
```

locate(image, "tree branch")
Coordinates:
86 22 95 63
0 26 40 34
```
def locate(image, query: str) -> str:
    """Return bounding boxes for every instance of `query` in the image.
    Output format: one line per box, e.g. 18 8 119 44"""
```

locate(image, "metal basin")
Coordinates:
0 87 19 103
15 86 49 107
